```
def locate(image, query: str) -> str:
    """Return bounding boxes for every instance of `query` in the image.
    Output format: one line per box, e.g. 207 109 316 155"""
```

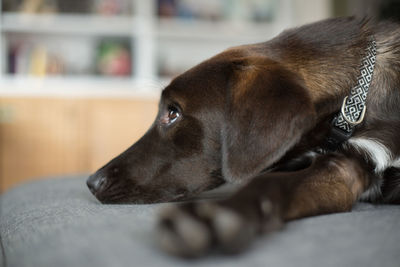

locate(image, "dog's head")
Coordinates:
87 48 315 204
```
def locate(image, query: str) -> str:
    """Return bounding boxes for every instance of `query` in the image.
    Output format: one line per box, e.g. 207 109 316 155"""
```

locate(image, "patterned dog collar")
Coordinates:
322 38 377 152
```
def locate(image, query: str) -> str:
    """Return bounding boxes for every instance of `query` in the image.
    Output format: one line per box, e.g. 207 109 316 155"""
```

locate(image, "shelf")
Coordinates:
156 18 281 42
0 76 165 99
1 13 136 36
1 13 283 42
0 1 299 94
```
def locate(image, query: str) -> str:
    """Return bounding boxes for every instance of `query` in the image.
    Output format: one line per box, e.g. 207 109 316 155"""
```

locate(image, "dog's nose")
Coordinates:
87 174 107 195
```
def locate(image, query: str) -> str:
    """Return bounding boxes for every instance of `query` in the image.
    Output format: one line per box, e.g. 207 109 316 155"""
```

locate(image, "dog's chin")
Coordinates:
90 180 228 205
93 192 189 205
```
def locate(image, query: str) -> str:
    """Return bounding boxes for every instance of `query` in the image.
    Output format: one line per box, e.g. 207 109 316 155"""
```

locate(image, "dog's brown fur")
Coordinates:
87 17 400 256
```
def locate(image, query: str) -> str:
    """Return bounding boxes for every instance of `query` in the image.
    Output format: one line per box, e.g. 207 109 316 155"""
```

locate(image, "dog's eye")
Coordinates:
168 106 180 123
161 105 181 125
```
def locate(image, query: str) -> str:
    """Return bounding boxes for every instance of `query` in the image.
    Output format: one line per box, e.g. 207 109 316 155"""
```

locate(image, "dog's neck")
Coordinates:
280 54 366 117
260 28 373 118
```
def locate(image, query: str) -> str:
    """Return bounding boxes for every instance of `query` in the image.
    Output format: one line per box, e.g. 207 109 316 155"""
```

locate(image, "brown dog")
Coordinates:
87 17 400 257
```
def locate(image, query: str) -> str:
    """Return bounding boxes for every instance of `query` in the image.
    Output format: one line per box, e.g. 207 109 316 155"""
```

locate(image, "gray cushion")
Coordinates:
0 176 399 267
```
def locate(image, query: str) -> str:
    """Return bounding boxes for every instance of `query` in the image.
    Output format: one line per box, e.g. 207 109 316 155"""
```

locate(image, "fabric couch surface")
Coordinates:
0 176 399 267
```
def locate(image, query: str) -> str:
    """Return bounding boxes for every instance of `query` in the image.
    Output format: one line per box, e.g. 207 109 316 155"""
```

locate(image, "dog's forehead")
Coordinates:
161 60 230 111
161 81 205 112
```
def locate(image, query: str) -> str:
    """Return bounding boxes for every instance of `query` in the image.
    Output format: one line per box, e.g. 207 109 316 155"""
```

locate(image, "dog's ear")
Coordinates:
222 58 316 182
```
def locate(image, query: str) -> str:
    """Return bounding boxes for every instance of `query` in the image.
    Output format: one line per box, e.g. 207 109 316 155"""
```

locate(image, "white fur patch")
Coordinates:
348 137 393 173
391 157 400 168
359 178 383 202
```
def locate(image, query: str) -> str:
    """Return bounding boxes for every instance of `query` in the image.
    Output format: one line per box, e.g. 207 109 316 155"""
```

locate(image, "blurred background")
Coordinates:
0 0 399 192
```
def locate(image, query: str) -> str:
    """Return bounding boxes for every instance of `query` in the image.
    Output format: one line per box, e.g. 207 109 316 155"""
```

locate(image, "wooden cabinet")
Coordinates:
0 97 158 192
86 98 159 170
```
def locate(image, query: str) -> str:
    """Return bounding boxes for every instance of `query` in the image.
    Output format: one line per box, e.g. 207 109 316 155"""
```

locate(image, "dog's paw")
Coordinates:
156 203 212 257
156 200 271 257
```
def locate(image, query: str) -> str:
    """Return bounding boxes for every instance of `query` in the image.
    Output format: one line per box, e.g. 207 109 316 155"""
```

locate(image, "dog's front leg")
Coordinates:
157 154 370 257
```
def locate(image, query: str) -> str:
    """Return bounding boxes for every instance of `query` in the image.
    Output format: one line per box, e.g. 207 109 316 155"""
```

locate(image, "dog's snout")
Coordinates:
87 174 107 195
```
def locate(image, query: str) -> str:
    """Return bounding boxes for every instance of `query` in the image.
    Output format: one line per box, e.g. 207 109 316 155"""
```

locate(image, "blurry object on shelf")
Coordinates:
180 0 223 21
7 41 31 75
157 0 224 21
29 45 47 76
7 45 18 74
6 34 99 77
56 0 92 13
157 0 276 22
158 0 176 17
93 0 132 15
19 0 58 13
96 40 132 77
226 0 276 23
1 0 18 12
46 54 65 75
7 42 65 76
2 0 131 15
6 34 134 78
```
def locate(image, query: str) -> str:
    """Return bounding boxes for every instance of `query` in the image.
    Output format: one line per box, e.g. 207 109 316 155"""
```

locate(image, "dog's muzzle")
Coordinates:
87 174 107 196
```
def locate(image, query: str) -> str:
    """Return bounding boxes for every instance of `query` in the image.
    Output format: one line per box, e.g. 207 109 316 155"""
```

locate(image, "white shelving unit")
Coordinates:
0 0 4 81
0 0 331 97
1 13 135 35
